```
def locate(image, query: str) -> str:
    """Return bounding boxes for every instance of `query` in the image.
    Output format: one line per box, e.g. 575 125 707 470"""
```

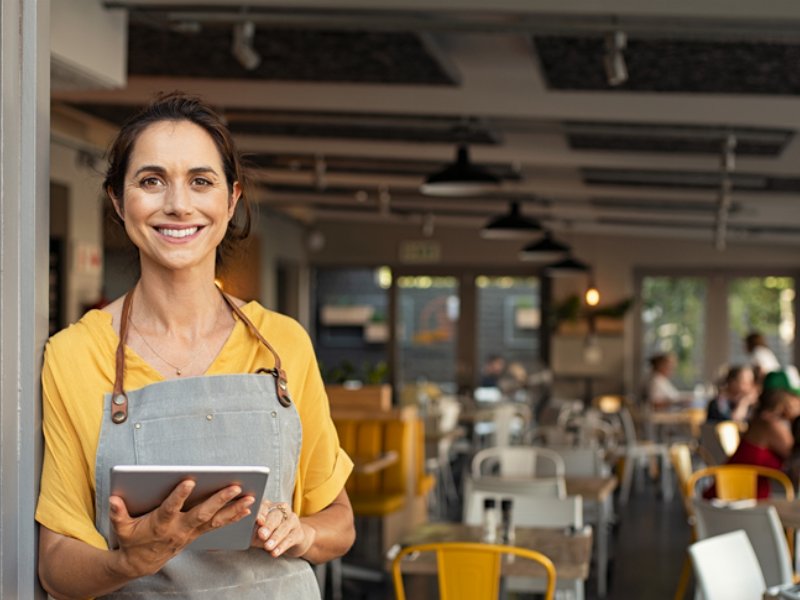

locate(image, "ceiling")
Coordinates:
52 1 800 249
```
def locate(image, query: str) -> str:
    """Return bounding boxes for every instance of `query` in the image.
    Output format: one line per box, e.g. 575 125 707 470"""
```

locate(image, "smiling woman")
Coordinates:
35 93 355 600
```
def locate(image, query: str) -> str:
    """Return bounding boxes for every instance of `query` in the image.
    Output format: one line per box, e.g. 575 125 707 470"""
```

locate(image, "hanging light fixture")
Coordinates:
544 256 590 277
518 231 570 262
481 201 542 239
420 144 500 197
584 277 601 306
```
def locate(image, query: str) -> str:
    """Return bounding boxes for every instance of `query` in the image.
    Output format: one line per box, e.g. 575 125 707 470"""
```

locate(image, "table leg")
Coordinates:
597 496 611 598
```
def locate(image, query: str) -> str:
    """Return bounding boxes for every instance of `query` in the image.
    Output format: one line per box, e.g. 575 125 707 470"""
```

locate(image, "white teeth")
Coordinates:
158 227 198 238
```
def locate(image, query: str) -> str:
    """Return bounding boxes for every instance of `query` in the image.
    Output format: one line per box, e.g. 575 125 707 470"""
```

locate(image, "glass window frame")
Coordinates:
633 267 800 391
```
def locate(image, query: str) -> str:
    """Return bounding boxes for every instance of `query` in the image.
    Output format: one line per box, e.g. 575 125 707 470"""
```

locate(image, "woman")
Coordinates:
642 353 687 408
705 365 758 424
726 386 800 498
36 93 355 598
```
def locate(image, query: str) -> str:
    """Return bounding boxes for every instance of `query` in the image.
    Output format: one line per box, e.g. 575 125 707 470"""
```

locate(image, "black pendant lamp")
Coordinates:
544 256 590 277
518 231 571 262
420 144 500 197
481 201 542 239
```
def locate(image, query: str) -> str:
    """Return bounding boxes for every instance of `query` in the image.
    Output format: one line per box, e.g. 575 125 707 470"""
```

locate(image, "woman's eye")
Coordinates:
140 176 163 188
192 177 212 187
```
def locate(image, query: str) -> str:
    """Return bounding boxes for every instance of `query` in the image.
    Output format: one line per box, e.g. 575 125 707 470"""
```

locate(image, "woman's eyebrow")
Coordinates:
131 165 219 177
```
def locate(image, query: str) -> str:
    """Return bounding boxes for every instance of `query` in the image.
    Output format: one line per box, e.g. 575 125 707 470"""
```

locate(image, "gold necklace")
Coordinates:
129 318 207 376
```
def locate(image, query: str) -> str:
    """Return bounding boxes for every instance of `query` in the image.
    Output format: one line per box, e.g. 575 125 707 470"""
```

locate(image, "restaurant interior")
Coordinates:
46 1 800 598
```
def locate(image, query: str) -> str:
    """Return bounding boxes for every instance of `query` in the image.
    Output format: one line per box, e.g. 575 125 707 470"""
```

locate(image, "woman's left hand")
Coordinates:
252 500 316 558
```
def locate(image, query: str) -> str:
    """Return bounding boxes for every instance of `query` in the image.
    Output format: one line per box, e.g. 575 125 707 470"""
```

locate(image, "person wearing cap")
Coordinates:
723 369 800 498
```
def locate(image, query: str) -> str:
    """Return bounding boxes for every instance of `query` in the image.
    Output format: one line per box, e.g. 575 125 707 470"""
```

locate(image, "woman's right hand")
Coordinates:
108 480 255 578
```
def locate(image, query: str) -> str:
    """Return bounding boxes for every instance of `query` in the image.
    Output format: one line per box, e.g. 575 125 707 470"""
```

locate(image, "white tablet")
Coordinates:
109 465 270 551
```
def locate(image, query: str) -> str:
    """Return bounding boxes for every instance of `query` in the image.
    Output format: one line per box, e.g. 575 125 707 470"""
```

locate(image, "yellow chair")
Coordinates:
391 541 557 600
714 420 741 457
685 464 794 501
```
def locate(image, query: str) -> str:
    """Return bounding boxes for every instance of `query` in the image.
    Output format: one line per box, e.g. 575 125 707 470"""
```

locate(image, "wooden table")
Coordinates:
392 522 593 581
645 407 707 440
567 476 618 598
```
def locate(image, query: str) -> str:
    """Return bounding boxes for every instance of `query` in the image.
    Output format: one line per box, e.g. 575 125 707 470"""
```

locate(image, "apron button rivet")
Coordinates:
112 395 125 405
206 414 213 421
271 411 277 417
134 423 141 429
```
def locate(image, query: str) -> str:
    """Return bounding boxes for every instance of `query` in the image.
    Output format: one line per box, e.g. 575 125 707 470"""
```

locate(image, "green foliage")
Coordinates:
322 359 388 384
550 294 633 327
728 277 792 338
641 277 705 386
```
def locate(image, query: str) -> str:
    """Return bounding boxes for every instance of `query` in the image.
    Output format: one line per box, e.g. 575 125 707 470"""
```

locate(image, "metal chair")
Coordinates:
715 420 741 457
689 530 766 600
685 464 794 501
392 541 556 600
693 499 792 588
471 445 566 479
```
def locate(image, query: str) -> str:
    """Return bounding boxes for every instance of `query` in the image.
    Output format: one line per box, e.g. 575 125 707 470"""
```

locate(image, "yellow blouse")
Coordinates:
35 303 353 550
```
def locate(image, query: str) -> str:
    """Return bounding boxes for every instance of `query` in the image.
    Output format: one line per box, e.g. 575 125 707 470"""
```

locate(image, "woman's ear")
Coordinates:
108 187 124 221
228 181 242 219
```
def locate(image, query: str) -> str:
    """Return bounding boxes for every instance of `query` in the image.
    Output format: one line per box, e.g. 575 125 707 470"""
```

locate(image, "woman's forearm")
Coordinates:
39 528 136 600
299 489 355 564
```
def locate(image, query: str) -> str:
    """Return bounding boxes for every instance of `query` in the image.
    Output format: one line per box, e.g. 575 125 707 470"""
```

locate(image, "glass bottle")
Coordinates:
500 498 515 545
482 497 498 543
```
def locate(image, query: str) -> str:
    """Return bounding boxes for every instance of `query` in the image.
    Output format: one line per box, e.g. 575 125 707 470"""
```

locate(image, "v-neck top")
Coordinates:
36 303 353 550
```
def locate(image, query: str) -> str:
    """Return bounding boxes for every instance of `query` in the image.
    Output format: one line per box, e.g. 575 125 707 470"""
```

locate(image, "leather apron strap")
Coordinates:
110 286 292 425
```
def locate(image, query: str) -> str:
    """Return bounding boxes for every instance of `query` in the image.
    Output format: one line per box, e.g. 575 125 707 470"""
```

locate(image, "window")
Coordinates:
638 271 797 391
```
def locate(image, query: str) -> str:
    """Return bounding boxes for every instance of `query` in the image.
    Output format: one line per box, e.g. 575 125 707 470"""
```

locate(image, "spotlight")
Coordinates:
585 283 600 306
604 31 628 87
232 21 261 71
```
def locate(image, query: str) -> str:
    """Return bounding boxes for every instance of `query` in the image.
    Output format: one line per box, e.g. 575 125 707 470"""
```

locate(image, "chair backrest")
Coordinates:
692 499 792 588
669 443 694 515
463 477 578 527
685 464 795 501
471 446 566 479
392 541 556 600
715 420 741 457
548 445 609 477
688 530 766 600
699 422 727 465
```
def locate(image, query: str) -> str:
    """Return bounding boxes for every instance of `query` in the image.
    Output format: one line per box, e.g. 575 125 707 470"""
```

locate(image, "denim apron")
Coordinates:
93 289 321 599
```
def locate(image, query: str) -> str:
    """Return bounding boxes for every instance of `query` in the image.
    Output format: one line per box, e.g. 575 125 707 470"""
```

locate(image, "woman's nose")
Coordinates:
163 183 193 214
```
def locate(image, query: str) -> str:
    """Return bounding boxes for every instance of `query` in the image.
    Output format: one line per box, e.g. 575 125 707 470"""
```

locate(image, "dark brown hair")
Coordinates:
102 91 252 263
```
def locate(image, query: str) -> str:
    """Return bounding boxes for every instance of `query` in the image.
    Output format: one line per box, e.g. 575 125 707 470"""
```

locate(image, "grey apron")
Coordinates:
93 288 321 599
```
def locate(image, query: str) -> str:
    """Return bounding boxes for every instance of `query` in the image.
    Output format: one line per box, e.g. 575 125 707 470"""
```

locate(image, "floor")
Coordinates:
339 474 692 599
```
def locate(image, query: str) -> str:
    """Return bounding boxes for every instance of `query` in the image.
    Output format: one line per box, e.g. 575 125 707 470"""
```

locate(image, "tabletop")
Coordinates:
565 476 618 502
392 522 593 580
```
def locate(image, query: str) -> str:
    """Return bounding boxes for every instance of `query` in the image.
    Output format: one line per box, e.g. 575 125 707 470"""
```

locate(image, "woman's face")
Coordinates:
112 120 240 274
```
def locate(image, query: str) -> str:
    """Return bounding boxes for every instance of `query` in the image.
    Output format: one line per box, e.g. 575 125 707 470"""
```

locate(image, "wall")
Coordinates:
257 209 310 325
50 141 105 324
313 220 800 394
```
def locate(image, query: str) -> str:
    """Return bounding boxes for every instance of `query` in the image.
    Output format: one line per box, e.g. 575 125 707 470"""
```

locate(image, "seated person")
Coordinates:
642 353 690 409
706 365 758 424
725 372 800 498
479 354 506 388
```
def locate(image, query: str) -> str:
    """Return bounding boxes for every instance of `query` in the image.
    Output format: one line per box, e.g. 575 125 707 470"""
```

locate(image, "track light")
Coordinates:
604 31 628 87
232 21 261 71
481 201 542 239
421 144 500 197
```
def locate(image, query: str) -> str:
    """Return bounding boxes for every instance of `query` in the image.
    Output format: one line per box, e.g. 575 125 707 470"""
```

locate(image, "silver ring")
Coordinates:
267 504 289 522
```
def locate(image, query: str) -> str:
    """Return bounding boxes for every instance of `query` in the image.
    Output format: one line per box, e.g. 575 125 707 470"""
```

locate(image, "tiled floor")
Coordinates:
339 476 691 599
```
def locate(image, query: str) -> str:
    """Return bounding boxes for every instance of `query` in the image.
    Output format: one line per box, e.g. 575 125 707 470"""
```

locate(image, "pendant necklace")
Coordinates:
129 318 207 376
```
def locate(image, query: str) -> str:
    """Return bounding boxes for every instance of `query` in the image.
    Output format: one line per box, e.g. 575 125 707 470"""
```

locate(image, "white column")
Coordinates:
0 0 49 596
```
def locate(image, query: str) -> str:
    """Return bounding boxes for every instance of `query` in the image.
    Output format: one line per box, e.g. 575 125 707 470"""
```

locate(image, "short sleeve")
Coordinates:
286 328 353 516
36 342 108 550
